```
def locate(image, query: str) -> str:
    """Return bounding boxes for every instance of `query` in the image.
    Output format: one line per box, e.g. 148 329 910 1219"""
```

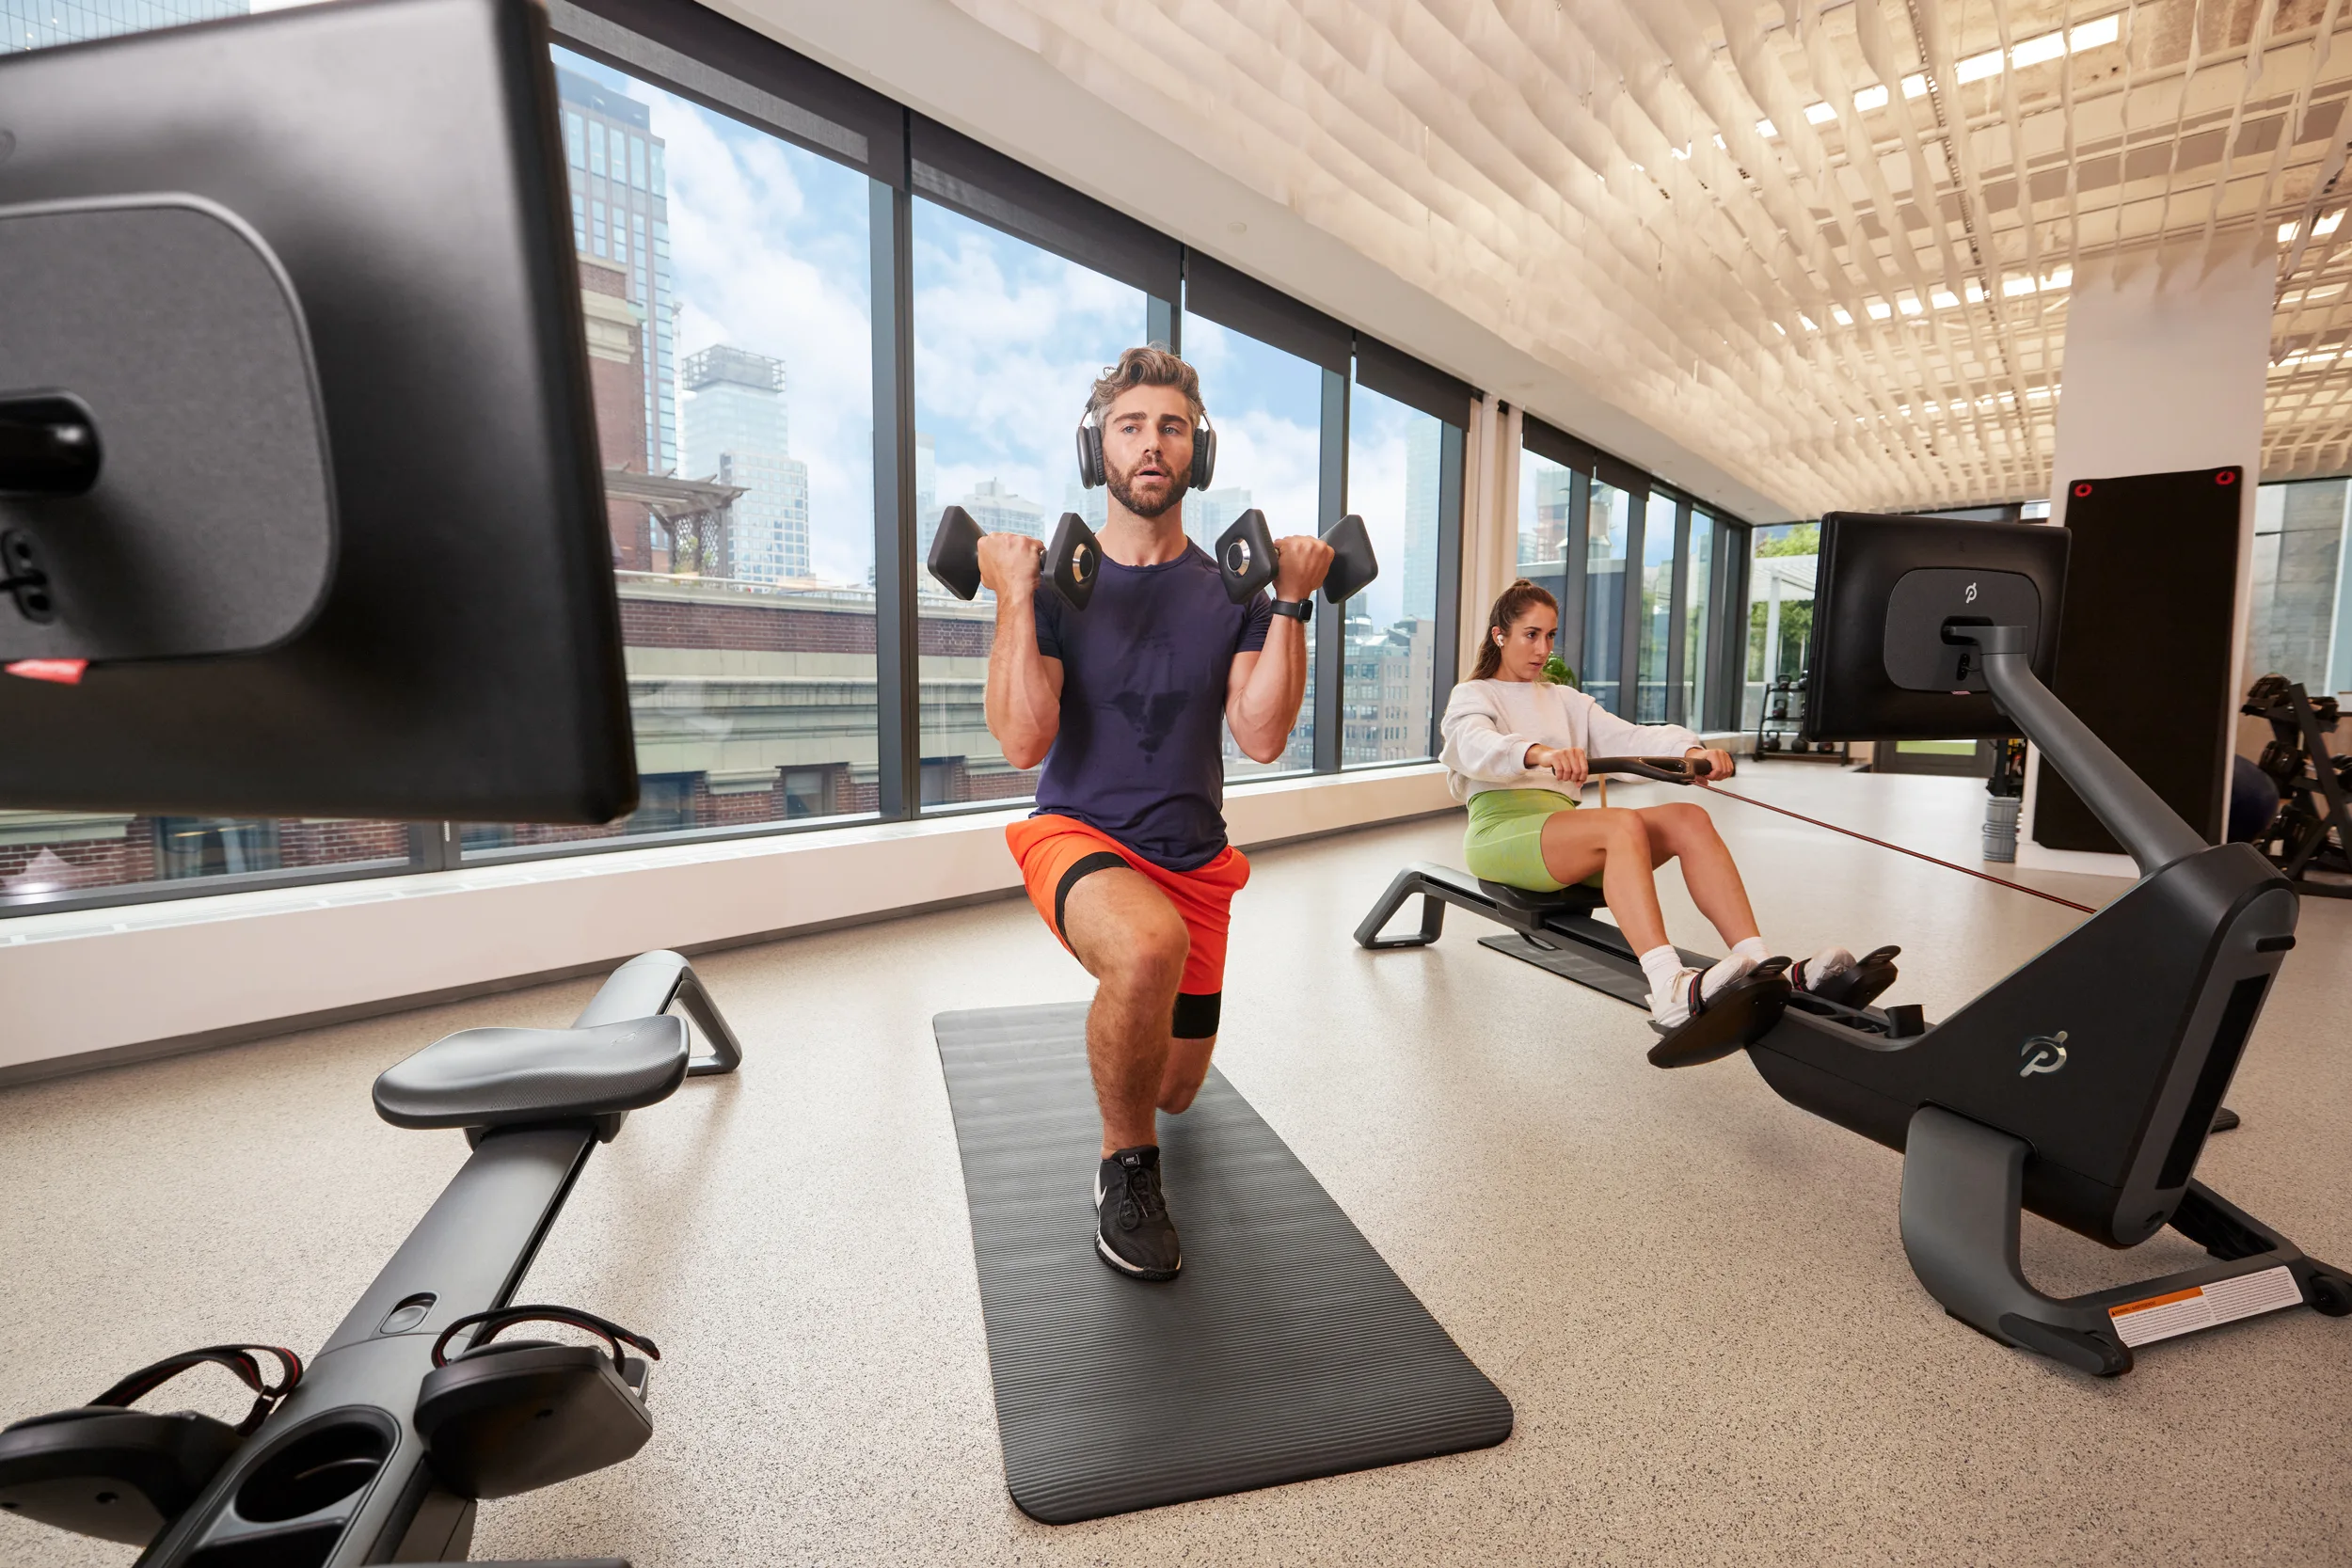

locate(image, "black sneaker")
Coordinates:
1094 1146 1181 1281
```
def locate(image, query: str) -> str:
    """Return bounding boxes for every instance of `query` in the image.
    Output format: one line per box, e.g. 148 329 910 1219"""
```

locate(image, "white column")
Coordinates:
1455 398 1520 677
2022 245 2276 877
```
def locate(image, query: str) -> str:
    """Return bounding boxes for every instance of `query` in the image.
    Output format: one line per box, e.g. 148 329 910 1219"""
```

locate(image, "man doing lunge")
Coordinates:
978 344 1329 1282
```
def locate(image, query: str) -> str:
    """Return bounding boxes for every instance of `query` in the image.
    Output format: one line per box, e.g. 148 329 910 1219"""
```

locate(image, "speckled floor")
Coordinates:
4 764 2349 1567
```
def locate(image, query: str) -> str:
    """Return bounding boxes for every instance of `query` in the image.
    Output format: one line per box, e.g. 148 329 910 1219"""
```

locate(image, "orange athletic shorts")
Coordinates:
1006 814 1251 1039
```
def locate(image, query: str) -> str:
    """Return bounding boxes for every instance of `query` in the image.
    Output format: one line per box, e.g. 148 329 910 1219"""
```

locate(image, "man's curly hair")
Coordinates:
1087 343 1205 425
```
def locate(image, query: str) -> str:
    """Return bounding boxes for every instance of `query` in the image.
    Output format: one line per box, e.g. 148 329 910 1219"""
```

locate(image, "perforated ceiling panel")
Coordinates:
953 1 2352 513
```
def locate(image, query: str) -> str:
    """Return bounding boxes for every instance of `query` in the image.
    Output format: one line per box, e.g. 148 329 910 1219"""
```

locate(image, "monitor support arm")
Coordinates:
1949 624 2207 878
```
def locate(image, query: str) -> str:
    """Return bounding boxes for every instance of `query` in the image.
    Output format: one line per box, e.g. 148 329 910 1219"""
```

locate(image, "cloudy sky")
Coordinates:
558 47 1433 627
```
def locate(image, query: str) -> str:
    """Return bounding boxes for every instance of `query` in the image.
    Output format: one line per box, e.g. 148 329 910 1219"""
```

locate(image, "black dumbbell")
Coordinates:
927 505 1102 610
1213 509 1381 606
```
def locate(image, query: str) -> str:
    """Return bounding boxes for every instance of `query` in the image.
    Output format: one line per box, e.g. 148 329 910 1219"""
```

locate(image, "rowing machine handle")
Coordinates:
1584 755 1711 784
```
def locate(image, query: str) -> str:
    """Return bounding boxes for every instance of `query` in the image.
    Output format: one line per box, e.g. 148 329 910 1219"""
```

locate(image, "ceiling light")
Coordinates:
1901 73 1929 100
1867 299 1893 321
1952 13 2122 89
1956 46 2006 83
1852 85 1888 113
1756 118 1778 138
2010 32 2067 70
1804 102 1837 125
1897 294 1923 316
1800 314 1820 331
1832 306 1854 326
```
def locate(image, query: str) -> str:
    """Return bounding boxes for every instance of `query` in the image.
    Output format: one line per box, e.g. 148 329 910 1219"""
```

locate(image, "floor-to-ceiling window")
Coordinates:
1342 346 1464 766
1743 521 1819 729
467 47 879 857
2250 477 2352 700
1180 306 1327 777
1516 446 1580 669
1582 479 1634 714
1633 498 1675 721
1680 509 1716 725
1343 385 1441 763
909 201 1148 808
0 0 1474 918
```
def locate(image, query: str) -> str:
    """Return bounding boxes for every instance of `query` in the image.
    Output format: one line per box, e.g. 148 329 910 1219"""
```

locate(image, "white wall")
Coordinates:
2023 245 2277 876
0 768 1454 1084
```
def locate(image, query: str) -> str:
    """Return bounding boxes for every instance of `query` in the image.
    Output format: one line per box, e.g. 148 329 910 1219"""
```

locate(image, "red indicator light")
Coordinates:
5 658 87 685
2072 482 2092 498
2217 469 2237 484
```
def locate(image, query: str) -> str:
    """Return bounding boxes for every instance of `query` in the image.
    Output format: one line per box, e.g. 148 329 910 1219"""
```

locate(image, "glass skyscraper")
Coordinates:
681 346 809 583
556 67 676 477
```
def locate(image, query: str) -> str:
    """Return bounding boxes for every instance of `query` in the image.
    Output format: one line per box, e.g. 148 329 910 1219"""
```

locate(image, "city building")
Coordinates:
1184 486 1252 556
960 479 1045 540
1402 419 1440 620
556 67 676 478
681 345 810 582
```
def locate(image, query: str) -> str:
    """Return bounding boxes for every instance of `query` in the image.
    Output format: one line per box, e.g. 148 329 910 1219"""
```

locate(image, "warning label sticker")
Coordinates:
2107 1265 2304 1348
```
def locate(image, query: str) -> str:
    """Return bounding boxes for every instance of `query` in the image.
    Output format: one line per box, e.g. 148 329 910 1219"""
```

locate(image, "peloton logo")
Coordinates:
1964 581 1979 605
2019 1031 2069 1077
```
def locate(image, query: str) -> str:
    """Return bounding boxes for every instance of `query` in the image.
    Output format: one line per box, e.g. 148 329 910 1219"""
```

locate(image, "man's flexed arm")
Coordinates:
980 532 1063 770
1226 532 1332 763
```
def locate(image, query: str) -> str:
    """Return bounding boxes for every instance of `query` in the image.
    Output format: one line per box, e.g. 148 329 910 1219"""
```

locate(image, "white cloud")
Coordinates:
912 207 1149 529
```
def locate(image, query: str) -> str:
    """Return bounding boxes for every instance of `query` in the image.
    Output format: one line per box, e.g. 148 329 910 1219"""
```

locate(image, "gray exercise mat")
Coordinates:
934 1003 1513 1524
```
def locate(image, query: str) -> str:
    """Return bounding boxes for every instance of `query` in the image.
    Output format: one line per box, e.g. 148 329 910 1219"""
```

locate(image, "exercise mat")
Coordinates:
933 1003 1512 1524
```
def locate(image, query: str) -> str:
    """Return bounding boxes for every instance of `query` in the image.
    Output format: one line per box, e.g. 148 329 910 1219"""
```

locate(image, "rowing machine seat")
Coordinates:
373 1016 690 1132
1475 879 1607 920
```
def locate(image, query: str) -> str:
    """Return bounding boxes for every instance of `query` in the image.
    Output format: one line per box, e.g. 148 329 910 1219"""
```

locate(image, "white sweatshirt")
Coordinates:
1438 678 1701 804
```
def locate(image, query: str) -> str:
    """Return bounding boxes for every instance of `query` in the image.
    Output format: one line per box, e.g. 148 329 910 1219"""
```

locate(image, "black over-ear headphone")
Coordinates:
1076 403 1216 492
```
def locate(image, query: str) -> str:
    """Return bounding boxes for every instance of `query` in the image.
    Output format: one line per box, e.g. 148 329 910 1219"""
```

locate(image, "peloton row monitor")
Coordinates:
0 0 635 825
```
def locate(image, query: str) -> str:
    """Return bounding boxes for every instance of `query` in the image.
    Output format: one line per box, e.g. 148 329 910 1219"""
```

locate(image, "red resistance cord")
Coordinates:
1702 785 2096 915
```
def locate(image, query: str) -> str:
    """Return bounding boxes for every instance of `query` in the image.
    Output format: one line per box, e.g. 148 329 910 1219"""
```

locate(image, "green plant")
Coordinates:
1541 653 1581 689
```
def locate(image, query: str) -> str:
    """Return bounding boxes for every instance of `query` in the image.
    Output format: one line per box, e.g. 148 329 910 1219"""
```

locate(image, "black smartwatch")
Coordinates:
1268 597 1311 623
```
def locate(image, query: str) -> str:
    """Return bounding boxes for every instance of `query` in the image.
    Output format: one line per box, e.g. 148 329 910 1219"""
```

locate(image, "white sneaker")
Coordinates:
1794 945 1856 994
1649 952 1758 1030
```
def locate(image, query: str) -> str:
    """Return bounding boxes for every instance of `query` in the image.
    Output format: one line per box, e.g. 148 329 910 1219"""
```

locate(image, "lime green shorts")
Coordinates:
1463 788 1597 893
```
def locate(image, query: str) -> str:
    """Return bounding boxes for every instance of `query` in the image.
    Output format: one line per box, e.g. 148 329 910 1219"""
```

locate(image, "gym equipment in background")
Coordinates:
0 951 742 1567
1213 508 1379 606
926 504 1102 610
1746 513 2349 1375
1754 673 1841 758
1353 757 1887 1056
0 0 635 825
933 1003 1510 1523
2033 468 2245 853
2242 675 2352 898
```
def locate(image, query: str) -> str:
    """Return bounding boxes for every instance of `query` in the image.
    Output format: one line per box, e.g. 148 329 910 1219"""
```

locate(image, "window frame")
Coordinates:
8 0 1771 919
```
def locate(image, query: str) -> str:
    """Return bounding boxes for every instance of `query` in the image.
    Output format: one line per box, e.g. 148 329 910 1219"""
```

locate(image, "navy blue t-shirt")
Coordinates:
1032 543 1274 870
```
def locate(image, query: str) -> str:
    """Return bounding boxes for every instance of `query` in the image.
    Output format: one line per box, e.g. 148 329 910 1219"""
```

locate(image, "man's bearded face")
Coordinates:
1100 388 1196 520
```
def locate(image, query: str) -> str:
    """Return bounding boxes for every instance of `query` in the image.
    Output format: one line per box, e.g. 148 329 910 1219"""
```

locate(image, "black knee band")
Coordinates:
1053 851 1129 940
1171 990 1221 1039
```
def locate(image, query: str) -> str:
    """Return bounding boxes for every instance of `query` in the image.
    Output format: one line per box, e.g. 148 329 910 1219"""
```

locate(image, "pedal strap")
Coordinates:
91 1344 305 1435
431 1305 660 1371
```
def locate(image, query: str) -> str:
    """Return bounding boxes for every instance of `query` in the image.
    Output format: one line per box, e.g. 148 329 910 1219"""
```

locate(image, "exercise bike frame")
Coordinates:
123 952 741 1566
